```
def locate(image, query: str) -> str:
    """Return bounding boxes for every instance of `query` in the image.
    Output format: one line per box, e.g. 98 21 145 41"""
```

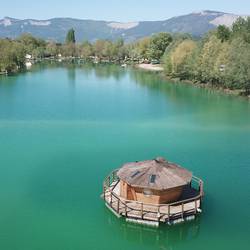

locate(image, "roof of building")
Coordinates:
117 157 192 191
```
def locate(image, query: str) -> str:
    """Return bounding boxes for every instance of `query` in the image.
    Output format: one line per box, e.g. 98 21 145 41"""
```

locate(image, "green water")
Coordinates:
0 64 249 250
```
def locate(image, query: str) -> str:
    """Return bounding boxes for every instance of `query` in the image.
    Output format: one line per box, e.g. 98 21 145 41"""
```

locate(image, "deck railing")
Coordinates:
103 169 204 223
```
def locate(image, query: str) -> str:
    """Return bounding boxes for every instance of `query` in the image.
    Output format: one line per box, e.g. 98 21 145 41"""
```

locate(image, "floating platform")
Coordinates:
102 169 204 227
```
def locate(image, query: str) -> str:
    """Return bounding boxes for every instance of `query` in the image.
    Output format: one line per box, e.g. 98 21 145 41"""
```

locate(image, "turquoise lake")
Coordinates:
0 64 249 250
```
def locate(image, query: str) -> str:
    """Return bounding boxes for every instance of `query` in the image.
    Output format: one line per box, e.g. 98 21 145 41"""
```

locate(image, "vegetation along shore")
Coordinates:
0 17 250 96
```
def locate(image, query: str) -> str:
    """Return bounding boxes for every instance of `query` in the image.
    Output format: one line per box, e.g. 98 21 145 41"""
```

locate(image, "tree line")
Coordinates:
163 17 250 93
0 17 249 93
0 30 171 73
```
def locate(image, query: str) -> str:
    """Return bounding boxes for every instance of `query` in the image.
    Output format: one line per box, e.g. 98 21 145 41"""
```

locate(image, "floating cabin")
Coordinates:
102 157 204 227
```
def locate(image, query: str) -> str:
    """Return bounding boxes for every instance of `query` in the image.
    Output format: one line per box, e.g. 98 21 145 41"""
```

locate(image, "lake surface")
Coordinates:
0 64 249 250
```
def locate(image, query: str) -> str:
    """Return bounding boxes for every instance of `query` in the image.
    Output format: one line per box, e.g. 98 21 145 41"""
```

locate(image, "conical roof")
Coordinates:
117 157 192 191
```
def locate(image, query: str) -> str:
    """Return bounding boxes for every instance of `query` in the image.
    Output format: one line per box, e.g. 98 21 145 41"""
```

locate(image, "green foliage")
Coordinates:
147 33 173 60
127 33 173 62
45 42 59 57
232 17 250 43
18 33 46 48
61 43 76 57
198 35 224 83
163 17 250 92
0 39 26 72
65 28 76 44
163 39 197 79
80 41 93 58
225 37 250 91
92 39 128 61
136 37 151 59
1 18 250 93
216 25 231 42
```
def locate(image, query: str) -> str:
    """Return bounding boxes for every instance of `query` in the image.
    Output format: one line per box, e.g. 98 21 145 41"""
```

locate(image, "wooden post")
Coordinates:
199 180 204 196
125 201 127 217
110 192 113 207
117 199 120 213
168 205 170 222
181 203 184 219
141 202 143 219
158 206 160 222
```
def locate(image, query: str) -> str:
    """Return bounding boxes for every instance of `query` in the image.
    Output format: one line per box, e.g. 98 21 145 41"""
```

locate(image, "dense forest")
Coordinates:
0 17 249 93
163 17 250 93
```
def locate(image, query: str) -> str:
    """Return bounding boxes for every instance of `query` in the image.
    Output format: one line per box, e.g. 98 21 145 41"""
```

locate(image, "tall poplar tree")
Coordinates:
65 28 76 44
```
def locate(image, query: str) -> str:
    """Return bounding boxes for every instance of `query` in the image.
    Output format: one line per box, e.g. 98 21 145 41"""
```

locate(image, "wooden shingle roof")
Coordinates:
117 157 192 190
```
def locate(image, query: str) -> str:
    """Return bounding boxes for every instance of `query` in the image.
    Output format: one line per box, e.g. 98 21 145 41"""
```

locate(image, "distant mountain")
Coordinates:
0 11 248 42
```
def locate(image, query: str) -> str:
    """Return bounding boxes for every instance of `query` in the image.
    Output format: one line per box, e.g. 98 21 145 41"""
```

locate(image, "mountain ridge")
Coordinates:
0 10 248 42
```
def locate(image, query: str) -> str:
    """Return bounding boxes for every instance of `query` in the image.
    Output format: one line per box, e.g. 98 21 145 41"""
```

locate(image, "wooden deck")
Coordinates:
102 169 203 225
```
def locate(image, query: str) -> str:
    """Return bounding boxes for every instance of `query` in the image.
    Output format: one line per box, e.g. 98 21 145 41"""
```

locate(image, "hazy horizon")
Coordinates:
1 0 250 22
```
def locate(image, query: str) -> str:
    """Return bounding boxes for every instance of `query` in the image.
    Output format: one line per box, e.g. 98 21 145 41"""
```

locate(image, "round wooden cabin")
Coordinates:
117 157 192 204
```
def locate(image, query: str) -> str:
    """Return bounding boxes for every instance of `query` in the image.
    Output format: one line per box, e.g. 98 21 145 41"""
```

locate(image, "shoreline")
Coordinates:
163 77 250 98
135 64 249 99
2 60 249 99
137 63 164 72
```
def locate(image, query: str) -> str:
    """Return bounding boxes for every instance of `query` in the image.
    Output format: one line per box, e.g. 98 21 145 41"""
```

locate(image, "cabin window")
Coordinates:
150 174 156 183
143 189 153 197
131 170 140 178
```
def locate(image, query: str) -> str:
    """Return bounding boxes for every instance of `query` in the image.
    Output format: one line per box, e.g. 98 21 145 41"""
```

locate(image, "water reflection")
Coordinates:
92 64 126 80
105 211 201 249
129 69 250 126
29 61 127 82
1 63 249 126
67 65 76 85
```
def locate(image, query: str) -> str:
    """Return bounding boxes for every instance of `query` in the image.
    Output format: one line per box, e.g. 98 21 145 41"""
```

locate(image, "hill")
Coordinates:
0 10 248 42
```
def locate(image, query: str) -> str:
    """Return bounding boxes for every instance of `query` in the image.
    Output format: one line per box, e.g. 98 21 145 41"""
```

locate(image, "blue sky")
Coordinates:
1 0 250 21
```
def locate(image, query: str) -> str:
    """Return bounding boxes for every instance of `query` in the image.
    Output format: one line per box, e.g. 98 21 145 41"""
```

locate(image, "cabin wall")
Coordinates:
135 191 160 204
120 180 127 199
157 186 183 203
134 187 183 204
119 180 184 204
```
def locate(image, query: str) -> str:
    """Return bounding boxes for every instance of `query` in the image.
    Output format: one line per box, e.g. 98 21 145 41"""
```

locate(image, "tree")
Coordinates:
80 41 93 59
216 25 231 42
137 37 151 59
164 40 197 79
225 37 250 92
197 35 224 84
65 28 76 44
147 33 173 60
113 39 127 60
18 33 46 49
61 43 76 57
32 47 45 59
45 42 59 57
0 39 25 73
232 17 247 35
232 17 250 43
93 40 106 58
17 33 46 57
102 40 115 59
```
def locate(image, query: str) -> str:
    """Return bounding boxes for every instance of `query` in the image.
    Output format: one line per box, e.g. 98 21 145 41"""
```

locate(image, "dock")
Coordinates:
102 169 204 226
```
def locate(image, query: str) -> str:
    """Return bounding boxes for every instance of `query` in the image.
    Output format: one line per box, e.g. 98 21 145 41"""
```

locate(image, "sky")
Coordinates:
1 0 250 21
